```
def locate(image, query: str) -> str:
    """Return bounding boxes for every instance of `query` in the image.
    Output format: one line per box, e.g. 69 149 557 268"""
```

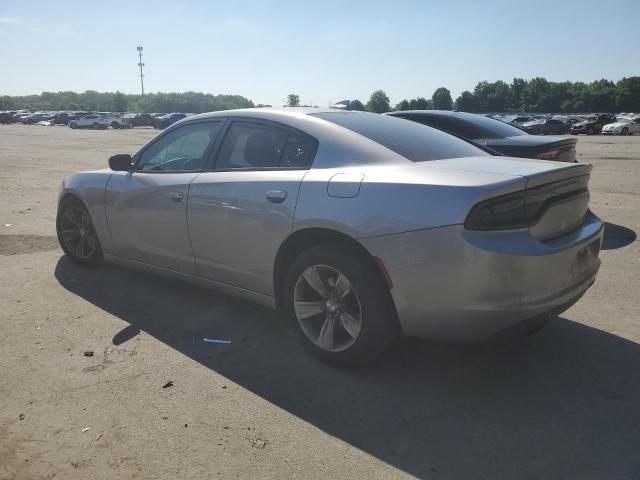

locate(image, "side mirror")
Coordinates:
109 154 132 171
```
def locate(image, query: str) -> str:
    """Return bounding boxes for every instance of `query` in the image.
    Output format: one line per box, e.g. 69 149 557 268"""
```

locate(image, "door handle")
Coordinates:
169 191 184 202
265 190 287 204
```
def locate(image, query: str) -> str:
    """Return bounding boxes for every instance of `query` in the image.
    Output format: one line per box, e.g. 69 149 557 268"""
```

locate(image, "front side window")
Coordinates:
137 122 222 171
215 121 317 169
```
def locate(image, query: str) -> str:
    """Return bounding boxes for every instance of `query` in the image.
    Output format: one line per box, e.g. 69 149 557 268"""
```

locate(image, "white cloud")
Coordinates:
0 16 21 24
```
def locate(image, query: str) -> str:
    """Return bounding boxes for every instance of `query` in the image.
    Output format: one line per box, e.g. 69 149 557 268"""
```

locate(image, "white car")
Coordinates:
601 117 640 135
69 114 110 130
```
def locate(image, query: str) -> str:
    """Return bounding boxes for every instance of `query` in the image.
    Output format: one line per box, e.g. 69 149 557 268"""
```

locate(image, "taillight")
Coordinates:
465 176 590 231
464 190 528 230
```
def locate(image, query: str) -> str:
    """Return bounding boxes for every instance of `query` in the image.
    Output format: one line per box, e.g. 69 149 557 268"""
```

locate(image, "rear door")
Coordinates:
188 119 318 294
105 120 224 273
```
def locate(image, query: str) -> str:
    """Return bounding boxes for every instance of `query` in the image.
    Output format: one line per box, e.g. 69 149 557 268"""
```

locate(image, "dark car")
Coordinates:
387 110 577 162
129 113 155 127
0 111 16 124
569 114 616 135
52 112 73 125
153 112 187 129
521 118 569 135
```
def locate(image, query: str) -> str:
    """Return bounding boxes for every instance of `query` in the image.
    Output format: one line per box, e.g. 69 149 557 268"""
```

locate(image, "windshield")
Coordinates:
312 112 489 162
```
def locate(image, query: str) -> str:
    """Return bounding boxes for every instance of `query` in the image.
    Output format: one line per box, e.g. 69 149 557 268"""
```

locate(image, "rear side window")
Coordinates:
215 121 317 169
313 112 488 162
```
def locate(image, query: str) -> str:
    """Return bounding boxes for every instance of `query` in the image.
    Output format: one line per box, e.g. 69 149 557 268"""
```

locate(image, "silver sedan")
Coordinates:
56 108 603 365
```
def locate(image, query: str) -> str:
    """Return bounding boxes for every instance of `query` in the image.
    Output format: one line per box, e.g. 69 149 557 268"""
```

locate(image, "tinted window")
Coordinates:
279 131 318 168
138 122 221 171
313 112 488 162
215 121 316 169
398 112 527 139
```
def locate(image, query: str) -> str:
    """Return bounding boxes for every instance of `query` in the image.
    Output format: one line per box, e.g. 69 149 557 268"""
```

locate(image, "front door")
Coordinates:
188 119 318 295
105 120 224 274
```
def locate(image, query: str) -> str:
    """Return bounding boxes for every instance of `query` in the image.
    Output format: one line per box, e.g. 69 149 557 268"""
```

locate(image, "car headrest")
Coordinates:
244 132 280 167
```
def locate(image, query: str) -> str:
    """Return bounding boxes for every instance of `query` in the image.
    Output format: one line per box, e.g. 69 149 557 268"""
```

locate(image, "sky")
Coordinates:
1 0 639 107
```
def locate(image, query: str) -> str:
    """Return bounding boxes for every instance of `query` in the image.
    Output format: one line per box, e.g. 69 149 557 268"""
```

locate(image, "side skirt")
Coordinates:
103 253 276 309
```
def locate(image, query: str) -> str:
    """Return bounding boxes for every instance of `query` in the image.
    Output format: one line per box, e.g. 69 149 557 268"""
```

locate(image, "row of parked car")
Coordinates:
492 112 640 136
0 110 188 130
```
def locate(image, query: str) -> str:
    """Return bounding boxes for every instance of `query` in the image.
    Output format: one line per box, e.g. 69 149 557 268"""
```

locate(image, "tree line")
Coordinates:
0 90 254 113
335 76 640 114
3 76 639 114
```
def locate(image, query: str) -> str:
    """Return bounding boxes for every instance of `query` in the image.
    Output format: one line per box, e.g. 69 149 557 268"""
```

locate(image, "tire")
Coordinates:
56 197 103 267
69 122 77 129
283 244 398 366
622 127 628 136
111 121 119 129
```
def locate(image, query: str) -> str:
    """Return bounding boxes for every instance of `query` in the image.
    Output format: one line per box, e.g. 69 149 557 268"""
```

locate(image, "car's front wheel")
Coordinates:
56 198 103 267
69 122 77 129
284 245 397 366
111 121 119 129
622 127 629 136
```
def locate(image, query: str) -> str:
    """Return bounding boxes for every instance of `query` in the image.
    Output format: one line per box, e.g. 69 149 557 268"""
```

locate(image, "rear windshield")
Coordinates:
395 112 527 139
312 112 489 162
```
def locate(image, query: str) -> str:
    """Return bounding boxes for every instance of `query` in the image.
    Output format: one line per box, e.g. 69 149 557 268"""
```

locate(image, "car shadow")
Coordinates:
54 256 640 479
602 222 636 250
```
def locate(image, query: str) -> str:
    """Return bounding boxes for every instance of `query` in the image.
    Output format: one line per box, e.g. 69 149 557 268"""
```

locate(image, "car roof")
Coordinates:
187 107 339 122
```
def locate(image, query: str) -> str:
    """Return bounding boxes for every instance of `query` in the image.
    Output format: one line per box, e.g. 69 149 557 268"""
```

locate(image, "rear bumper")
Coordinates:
360 211 603 342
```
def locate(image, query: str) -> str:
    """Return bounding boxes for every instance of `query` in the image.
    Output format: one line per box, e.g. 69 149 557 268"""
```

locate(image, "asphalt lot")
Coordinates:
0 123 639 480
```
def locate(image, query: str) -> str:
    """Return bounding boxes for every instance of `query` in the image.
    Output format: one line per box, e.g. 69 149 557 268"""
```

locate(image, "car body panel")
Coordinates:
104 171 200 274
188 169 308 295
360 211 602 341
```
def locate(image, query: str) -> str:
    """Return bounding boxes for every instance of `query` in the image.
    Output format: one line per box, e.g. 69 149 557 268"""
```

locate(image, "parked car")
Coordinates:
509 116 533 128
12 112 32 123
100 113 133 129
56 108 602 365
521 118 569 135
0 111 16 124
128 113 155 127
69 114 110 129
22 112 55 124
153 112 186 129
601 117 640 135
387 110 577 162
52 112 74 125
569 114 616 135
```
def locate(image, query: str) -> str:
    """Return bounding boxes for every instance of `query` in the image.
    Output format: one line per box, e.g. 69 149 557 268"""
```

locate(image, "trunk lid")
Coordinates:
424 156 592 240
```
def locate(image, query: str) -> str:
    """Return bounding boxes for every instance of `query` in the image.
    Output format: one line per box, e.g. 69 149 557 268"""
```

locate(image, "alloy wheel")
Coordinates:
293 265 363 352
59 206 98 260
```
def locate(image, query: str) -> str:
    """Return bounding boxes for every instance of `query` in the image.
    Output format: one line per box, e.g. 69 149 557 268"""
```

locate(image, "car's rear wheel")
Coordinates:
283 245 397 366
69 122 77 129
56 198 103 267
587 127 594 135
111 121 119 129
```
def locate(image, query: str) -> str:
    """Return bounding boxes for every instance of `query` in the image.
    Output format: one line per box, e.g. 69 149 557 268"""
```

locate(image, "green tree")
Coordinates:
286 94 300 107
347 99 365 111
113 91 128 112
453 91 479 112
431 87 453 110
395 99 410 111
366 90 391 113
409 97 431 110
